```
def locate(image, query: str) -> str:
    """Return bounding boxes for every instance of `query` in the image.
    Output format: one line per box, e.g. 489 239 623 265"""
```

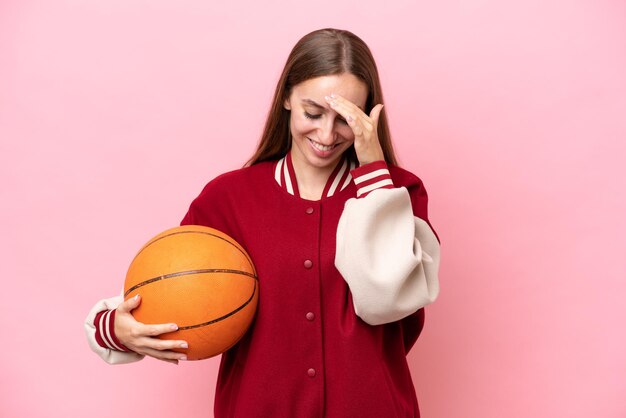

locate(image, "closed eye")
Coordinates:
305 111 348 125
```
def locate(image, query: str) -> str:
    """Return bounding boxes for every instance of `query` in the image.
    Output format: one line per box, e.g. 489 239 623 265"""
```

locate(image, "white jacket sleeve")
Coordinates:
335 165 441 326
84 295 145 364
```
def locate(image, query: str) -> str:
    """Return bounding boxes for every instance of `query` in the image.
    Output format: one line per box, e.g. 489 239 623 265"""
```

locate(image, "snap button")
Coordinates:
304 260 313 269
306 312 315 321
305 207 314 214
307 368 316 377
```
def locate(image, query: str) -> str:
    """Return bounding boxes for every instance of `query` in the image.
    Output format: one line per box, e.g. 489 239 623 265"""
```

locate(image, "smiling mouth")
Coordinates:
308 138 338 152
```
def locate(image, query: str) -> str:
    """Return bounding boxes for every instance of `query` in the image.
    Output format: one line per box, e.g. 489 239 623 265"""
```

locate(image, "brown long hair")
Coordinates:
246 28 398 167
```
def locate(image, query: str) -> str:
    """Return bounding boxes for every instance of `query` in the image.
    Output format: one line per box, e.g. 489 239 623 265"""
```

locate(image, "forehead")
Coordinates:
291 74 368 108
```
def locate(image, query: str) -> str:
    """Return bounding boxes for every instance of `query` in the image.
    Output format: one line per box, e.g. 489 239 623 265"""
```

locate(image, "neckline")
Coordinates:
272 152 357 202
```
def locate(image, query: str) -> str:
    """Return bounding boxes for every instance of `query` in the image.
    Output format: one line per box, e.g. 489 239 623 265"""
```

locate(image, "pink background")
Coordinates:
2 0 625 417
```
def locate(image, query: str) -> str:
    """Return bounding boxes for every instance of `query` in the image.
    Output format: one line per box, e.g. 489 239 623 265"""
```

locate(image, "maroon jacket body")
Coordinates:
179 160 431 418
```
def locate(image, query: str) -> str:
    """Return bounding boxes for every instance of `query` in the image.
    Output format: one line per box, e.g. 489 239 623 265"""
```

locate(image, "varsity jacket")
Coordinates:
84 156 440 418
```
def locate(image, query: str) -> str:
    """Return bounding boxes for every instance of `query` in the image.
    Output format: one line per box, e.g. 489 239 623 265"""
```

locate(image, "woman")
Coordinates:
85 28 441 417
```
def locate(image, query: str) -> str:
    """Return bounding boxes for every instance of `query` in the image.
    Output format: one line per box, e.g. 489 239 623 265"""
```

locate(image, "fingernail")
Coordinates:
170 324 179 331
179 356 187 361
180 342 188 348
134 294 139 301
347 115 354 122
325 95 332 101
330 93 336 98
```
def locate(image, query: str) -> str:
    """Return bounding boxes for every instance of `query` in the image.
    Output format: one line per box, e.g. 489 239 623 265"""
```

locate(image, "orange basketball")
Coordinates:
123 225 258 360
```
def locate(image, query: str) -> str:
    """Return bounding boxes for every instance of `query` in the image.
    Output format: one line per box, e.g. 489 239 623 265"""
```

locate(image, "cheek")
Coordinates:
290 114 316 136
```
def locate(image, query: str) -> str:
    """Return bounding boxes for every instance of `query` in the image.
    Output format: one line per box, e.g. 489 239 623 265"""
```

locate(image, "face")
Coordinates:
284 73 368 172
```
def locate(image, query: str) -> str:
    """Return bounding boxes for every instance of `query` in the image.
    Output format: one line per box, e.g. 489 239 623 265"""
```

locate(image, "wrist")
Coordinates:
351 160 394 198
356 152 385 167
94 309 130 352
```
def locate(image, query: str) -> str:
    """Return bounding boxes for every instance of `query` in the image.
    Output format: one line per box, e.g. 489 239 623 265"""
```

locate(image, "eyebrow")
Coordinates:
301 98 365 111
302 99 327 109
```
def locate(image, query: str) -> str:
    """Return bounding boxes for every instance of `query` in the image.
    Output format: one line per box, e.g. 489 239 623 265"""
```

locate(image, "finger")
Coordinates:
117 294 141 314
158 358 179 365
324 97 365 134
326 95 374 131
326 93 364 115
348 118 364 138
324 94 362 118
135 336 188 352
139 322 180 337
369 104 384 127
140 346 188 361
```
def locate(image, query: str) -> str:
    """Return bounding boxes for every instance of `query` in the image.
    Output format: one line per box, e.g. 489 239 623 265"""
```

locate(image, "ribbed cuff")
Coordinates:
94 309 130 352
351 160 394 198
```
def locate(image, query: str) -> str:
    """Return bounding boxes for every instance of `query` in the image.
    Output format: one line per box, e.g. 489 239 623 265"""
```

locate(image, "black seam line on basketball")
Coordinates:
124 269 258 297
135 230 255 273
133 230 256 274
178 280 257 331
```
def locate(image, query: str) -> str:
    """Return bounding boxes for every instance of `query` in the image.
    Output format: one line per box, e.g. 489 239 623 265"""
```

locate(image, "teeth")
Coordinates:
310 139 335 151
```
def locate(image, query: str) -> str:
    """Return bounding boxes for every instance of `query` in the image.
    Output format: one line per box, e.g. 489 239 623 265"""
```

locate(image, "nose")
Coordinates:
317 117 337 145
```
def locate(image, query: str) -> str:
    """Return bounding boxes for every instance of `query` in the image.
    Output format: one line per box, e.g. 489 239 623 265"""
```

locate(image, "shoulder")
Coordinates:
388 165 437 238
197 161 273 197
181 161 275 226
388 165 426 191
388 165 431 221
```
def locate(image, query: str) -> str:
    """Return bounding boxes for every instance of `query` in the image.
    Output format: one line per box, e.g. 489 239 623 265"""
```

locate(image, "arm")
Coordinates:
84 175 225 364
335 161 441 325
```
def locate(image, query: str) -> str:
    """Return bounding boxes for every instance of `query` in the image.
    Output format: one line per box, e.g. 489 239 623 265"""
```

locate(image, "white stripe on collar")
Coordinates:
326 159 348 197
283 158 294 195
274 157 284 186
275 154 355 198
340 160 356 191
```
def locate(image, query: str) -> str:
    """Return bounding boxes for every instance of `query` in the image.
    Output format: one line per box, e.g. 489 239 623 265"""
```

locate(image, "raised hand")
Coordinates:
325 93 385 166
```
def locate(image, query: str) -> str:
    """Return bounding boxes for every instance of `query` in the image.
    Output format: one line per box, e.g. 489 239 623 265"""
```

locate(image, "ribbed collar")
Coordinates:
274 151 356 199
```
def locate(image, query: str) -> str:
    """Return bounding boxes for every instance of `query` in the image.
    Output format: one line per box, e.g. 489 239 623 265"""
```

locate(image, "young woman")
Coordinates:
85 28 441 418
